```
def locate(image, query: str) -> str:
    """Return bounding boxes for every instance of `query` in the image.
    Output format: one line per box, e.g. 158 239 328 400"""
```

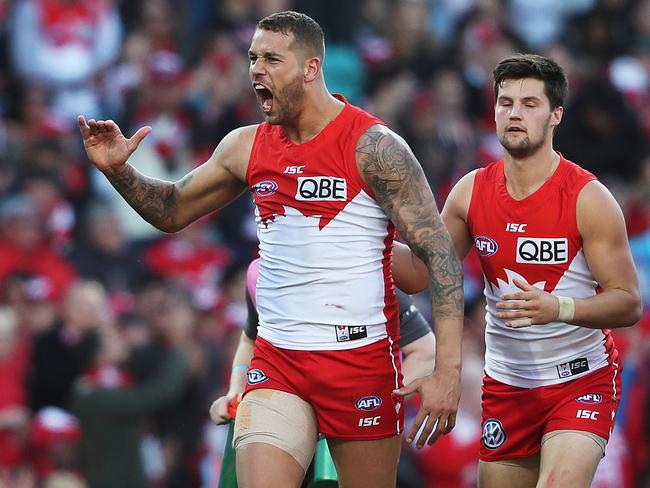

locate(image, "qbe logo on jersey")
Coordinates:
516 238 568 264
296 176 347 201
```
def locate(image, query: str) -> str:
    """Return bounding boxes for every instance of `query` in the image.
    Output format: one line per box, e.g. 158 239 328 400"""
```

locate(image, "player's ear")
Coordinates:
551 105 563 129
304 57 321 82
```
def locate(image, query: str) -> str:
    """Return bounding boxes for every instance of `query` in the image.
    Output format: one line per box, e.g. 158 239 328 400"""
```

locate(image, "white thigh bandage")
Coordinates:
233 389 318 471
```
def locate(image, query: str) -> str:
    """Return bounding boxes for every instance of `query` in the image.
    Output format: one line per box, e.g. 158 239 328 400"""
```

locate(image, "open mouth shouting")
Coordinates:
254 83 274 113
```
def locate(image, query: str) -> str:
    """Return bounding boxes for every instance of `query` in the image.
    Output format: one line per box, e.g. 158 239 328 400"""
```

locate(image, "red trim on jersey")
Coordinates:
603 329 620 367
245 124 263 185
381 222 399 341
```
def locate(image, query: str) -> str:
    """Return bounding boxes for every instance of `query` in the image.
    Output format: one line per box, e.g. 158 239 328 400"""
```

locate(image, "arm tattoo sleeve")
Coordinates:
357 126 464 318
106 165 190 232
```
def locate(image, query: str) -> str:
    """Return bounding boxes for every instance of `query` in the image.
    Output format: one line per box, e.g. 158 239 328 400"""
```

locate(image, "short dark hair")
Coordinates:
257 11 325 59
493 54 568 109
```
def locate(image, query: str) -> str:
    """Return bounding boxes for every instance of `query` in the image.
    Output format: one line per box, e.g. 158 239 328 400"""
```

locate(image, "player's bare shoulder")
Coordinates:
212 124 259 182
443 169 478 220
354 123 423 206
576 179 626 238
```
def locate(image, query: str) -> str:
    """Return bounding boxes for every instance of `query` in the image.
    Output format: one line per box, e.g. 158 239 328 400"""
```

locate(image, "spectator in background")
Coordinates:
387 0 440 79
70 200 147 296
0 307 32 482
3 273 60 336
70 313 188 488
9 0 122 119
43 471 86 488
563 0 635 72
0 194 76 302
144 284 221 487
555 77 646 182
2 83 73 167
144 216 232 304
506 0 594 51
29 407 82 482
21 170 76 253
186 31 258 153
404 66 478 201
28 280 108 412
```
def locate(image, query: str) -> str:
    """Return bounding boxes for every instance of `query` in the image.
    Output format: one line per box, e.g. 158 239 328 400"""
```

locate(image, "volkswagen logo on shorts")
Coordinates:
355 396 382 412
576 393 603 405
475 235 498 257
254 180 278 197
482 418 507 450
247 368 269 385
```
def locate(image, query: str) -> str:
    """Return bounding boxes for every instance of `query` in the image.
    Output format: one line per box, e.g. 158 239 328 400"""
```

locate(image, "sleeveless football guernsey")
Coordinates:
467 156 619 387
246 95 399 350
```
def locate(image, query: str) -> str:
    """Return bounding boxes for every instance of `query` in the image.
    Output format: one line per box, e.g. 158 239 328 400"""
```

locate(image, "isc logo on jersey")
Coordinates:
516 237 568 264
295 176 347 201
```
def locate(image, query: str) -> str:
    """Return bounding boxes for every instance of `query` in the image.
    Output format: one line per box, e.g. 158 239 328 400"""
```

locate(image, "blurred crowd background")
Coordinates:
0 0 648 487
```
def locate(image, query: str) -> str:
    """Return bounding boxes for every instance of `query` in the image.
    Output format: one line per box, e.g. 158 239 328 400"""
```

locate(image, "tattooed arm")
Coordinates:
78 116 254 232
356 124 464 448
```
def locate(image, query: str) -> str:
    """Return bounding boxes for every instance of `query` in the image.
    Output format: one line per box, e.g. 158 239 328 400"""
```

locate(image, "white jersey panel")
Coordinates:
484 250 609 388
255 190 391 350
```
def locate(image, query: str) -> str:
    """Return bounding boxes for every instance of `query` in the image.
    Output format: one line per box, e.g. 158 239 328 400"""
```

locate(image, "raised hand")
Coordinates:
78 115 151 174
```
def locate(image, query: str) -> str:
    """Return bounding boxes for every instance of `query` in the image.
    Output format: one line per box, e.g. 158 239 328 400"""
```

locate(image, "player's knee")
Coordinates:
233 389 318 471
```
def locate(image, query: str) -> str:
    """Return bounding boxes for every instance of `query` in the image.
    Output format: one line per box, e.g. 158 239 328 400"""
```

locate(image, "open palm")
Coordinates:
77 115 151 173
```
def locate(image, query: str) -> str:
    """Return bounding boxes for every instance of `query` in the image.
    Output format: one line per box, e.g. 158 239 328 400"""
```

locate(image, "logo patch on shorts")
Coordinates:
335 325 368 342
247 368 269 385
556 358 589 378
576 393 603 405
482 418 507 450
355 396 382 411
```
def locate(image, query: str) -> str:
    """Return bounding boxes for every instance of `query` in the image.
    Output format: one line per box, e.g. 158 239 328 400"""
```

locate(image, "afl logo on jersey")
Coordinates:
253 180 278 197
482 418 507 450
475 235 498 257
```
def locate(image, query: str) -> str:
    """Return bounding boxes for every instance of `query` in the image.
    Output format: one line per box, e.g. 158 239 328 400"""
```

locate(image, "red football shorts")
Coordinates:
480 363 621 461
244 337 404 440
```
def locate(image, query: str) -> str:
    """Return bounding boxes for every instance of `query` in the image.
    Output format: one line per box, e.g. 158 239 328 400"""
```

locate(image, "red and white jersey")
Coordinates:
246 95 399 350
467 156 619 387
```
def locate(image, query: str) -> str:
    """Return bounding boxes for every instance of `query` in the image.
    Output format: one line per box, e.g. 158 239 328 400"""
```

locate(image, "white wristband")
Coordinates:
556 296 575 323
